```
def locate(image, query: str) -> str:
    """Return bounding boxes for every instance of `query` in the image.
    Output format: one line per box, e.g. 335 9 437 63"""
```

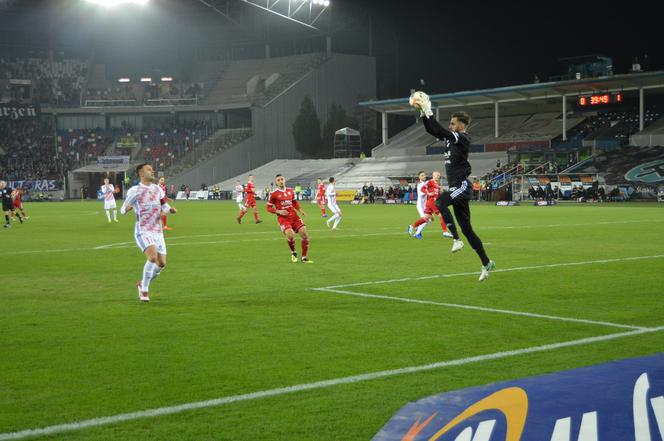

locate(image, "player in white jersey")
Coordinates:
325 177 342 230
100 178 118 223
234 180 245 211
414 171 429 237
121 163 177 303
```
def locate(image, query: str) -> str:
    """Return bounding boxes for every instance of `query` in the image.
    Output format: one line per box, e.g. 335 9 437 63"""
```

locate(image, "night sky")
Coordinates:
339 0 663 97
0 0 661 99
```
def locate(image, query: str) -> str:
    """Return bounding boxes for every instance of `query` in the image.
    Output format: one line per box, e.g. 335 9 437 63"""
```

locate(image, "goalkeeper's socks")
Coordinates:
17 214 23 224
4 214 9 225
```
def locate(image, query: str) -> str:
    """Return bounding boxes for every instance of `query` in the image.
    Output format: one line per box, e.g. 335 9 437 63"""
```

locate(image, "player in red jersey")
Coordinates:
12 187 27 220
316 178 327 217
266 174 313 263
158 177 173 230
408 171 450 237
237 175 262 224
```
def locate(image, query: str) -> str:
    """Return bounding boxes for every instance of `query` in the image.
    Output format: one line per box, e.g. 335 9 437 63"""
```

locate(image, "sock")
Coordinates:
105 210 111 222
333 216 341 229
321 207 326 216
161 214 167 227
253 208 259 222
327 214 338 224
141 261 157 292
301 239 309 258
17 213 22 224
113 210 117 221
415 219 430 235
4 214 9 225
238 209 247 219
152 264 164 280
411 217 428 228
287 238 296 253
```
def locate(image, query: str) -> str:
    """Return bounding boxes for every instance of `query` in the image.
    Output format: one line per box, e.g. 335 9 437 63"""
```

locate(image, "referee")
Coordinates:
411 92 495 281
1 180 20 228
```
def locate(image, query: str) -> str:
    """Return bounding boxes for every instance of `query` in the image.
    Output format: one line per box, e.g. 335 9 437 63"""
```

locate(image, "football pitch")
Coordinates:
1 200 663 440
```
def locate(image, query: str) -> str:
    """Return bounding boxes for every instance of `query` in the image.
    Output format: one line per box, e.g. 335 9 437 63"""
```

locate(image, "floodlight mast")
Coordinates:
237 0 330 31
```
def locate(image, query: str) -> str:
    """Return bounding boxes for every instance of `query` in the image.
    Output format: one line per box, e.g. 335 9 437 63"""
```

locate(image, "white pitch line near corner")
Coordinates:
312 287 644 330
2 326 664 441
319 254 664 290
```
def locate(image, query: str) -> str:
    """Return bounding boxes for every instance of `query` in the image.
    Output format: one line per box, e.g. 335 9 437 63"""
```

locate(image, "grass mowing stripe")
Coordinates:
3 325 664 441
320 254 664 289
312 288 645 330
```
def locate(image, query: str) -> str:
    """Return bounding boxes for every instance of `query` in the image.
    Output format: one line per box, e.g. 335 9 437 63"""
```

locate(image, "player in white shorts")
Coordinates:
325 177 342 230
414 171 429 236
121 163 177 303
100 177 118 223
234 180 245 211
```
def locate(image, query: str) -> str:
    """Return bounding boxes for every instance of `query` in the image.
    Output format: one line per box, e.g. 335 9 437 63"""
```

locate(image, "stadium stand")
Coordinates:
372 113 583 157
213 152 506 192
203 53 326 105
163 127 253 178
0 56 88 106
0 119 64 182
215 158 354 195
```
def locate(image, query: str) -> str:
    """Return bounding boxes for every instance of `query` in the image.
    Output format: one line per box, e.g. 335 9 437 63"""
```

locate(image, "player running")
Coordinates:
408 171 452 239
316 178 327 217
120 163 177 302
158 177 173 230
12 187 27 220
100 177 118 223
234 180 246 218
266 174 312 263
411 91 494 281
237 175 262 224
325 177 342 230
1 181 23 228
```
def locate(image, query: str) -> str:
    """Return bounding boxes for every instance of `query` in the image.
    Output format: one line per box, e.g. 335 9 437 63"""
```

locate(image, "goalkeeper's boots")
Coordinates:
451 239 464 253
479 260 496 282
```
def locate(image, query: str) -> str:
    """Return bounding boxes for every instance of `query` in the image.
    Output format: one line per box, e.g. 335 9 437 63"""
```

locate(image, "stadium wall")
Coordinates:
168 53 376 190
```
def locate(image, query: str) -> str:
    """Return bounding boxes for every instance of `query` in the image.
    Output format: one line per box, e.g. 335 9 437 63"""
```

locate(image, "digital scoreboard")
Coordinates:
578 93 623 107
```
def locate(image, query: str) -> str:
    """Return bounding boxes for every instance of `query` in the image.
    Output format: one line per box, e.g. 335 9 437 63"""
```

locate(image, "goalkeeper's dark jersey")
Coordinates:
422 116 472 188
1 187 12 209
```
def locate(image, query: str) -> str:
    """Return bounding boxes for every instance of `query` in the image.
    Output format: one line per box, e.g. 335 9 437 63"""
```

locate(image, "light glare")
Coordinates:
84 0 149 8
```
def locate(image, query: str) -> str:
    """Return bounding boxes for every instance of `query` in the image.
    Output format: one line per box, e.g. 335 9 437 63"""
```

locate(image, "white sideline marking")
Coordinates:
2 326 663 440
319 254 664 289
313 287 644 330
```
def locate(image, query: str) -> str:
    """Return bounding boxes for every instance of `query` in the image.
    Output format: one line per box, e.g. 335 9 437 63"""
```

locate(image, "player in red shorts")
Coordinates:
12 187 27 220
266 174 313 263
408 171 449 238
237 175 262 224
316 177 327 217
158 177 173 230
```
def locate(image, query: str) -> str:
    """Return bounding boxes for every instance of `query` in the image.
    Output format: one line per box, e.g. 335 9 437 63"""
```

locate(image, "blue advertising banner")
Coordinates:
373 353 664 441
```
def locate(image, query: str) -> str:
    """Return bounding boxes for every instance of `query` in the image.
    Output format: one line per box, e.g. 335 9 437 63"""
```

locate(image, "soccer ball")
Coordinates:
409 91 428 109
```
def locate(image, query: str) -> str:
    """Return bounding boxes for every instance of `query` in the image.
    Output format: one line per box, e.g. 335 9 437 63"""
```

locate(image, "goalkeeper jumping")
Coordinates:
410 91 495 281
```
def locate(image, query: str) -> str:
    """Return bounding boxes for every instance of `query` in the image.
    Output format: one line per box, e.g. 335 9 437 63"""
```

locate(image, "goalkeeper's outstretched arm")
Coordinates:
422 114 460 144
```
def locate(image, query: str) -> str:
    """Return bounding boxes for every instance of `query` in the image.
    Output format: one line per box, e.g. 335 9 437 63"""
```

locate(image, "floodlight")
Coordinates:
118 78 131 83
323 0 330 6
160 77 173 82
84 0 149 8
140 77 152 83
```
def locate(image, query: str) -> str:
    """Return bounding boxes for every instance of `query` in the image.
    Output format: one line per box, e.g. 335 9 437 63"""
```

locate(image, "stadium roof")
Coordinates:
359 71 664 115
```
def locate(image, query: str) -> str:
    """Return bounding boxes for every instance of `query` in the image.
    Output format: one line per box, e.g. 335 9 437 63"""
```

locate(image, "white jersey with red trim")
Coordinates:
121 183 170 235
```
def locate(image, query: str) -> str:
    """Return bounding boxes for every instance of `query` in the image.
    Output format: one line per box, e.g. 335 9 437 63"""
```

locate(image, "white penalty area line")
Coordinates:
312 287 644 330
318 254 664 290
2 326 663 441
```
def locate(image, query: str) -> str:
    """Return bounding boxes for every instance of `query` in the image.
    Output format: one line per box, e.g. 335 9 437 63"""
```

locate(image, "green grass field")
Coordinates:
1 200 663 440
